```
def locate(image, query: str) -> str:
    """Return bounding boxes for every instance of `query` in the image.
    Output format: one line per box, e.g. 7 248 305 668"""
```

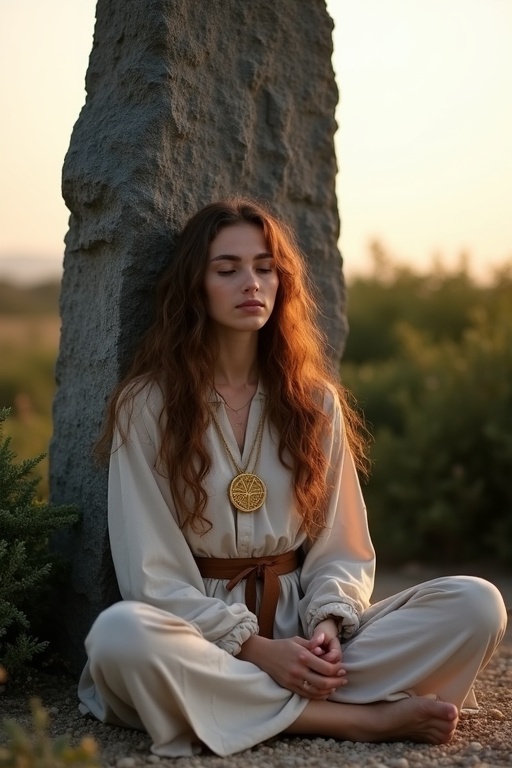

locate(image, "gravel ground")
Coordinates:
1 570 511 768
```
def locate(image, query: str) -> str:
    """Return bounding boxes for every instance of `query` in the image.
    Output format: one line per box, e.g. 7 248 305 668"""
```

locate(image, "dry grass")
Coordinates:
0 316 60 352
0 315 59 499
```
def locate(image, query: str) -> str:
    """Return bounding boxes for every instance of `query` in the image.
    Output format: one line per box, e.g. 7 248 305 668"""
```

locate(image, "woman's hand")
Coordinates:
308 617 343 664
237 633 346 699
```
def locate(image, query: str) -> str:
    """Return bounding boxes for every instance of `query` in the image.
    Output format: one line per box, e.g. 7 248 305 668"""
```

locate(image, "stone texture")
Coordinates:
51 0 345 671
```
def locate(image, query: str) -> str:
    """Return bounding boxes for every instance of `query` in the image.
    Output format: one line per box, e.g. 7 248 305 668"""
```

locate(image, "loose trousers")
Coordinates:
78 576 507 757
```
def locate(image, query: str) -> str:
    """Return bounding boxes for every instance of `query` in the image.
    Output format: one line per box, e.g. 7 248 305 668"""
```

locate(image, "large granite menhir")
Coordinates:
51 0 346 671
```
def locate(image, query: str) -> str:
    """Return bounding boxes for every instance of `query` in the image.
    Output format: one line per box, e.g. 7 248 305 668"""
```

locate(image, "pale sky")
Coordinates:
1 0 511 284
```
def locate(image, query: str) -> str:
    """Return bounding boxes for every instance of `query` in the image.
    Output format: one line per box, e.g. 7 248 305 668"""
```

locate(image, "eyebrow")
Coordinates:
210 252 274 262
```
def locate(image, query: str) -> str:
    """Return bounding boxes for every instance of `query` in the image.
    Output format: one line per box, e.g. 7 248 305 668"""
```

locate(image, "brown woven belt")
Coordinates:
195 550 300 639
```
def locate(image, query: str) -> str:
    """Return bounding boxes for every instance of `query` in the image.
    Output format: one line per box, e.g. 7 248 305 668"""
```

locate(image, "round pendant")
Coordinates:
229 472 267 512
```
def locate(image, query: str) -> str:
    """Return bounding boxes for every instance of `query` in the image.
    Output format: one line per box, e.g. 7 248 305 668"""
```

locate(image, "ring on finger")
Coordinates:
302 680 311 690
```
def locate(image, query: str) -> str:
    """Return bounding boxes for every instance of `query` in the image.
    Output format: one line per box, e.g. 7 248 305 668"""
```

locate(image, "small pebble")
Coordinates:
116 758 136 768
146 757 160 764
469 741 483 751
489 707 505 719
389 759 409 768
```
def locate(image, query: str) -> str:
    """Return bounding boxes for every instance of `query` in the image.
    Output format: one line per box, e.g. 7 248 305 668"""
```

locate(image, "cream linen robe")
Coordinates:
78 382 507 757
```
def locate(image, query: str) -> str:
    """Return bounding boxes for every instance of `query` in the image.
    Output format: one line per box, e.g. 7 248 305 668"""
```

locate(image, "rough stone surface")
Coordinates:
51 0 344 671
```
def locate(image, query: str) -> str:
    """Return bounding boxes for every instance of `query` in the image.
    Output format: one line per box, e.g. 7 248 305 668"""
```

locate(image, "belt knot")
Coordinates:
195 550 299 639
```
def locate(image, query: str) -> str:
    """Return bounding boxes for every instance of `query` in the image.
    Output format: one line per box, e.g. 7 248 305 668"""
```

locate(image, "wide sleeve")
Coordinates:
298 390 375 640
107 385 258 656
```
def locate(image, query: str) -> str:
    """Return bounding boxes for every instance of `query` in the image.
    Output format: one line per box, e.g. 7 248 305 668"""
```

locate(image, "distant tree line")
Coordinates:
0 280 60 316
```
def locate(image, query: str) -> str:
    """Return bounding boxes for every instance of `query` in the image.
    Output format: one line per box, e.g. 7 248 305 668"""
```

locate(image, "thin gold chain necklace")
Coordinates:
209 402 267 512
213 390 255 437
214 389 255 415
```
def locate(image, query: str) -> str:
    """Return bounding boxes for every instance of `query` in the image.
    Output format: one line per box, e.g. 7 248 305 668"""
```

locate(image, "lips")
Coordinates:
236 300 264 308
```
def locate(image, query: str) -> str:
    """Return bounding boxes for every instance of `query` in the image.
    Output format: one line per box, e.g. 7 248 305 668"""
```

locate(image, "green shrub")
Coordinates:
345 310 512 567
0 410 78 678
344 243 512 365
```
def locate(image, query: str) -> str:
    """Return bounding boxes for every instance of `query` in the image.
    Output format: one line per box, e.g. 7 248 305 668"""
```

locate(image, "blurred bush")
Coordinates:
343 246 512 568
0 693 100 767
344 242 512 363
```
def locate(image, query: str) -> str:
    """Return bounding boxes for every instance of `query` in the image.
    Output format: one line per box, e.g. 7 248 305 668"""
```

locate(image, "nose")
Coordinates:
243 269 259 292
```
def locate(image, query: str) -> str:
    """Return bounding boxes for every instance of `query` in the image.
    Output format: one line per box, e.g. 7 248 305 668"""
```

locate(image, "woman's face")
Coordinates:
204 222 279 335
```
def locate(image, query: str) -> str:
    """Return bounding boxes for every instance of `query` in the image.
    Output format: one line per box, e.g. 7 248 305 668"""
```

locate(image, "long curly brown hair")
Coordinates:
97 198 369 537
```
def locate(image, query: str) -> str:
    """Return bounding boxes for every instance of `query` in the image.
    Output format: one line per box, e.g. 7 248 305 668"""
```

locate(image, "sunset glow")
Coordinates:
1 0 511 283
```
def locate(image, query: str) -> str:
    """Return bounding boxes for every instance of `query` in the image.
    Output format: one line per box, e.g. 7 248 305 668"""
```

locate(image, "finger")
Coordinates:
301 687 336 701
322 648 342 663
300 676 346 697
309 647 341 664
312 675 346 693
307 635 325 654
299 680 333 700
297 635 312 644
298 650 344 678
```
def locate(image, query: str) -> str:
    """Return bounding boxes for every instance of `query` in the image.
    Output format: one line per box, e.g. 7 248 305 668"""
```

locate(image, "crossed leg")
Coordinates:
287 697 458 744
287 575 507 745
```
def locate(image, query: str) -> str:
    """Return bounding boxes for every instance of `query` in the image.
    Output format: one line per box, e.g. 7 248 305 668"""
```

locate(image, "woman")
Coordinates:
78 198 507 757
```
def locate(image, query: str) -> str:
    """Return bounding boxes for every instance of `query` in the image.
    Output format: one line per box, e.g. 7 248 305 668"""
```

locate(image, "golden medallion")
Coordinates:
209 398 268 513
229 472 267 512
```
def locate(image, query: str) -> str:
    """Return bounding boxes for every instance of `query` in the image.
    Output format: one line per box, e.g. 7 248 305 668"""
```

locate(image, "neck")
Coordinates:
213 330 259 388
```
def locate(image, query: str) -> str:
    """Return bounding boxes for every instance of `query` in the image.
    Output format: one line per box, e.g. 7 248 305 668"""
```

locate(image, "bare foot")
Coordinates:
287 696 459 745
348 697 459 744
